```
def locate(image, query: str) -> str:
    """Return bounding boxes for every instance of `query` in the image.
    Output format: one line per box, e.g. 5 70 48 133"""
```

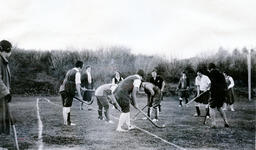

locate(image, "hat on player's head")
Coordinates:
0 40 12 53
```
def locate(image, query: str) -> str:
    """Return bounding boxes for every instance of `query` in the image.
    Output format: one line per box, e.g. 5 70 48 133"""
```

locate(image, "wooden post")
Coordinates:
248 49 251 101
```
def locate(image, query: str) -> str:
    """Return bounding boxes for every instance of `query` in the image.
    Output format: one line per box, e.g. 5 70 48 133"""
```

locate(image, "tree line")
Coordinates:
9 47 255 97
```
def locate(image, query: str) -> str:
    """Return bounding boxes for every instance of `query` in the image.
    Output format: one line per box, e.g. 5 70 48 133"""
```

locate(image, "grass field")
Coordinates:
0 95 255 150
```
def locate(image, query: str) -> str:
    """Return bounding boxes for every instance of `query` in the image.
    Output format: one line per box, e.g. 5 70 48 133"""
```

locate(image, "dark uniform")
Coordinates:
81 73 94 102
144 82 161 119
149 75 164 111
0 54 12 134
208 69 227 108
114 75 141 113
59 67 81 125
59 68 78 107
177 77 190 102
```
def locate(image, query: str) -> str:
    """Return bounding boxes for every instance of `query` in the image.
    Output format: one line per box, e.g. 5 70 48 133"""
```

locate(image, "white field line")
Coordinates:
42 98 186 150
109 112 186 150
36 98 44 150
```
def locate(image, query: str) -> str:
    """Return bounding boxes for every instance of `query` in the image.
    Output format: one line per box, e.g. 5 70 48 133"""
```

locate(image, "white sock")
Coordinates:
117 113 126 130
63 107 67 125
125 112 131 127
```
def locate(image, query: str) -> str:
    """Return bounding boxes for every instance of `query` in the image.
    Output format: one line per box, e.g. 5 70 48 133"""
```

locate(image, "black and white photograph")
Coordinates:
0 0 255 149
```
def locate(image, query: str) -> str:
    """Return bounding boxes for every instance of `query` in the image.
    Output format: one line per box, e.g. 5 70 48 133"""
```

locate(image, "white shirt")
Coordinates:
86 71 92 84
74 68 81 84
195 75 211 91
227 76 235 89
133 75 142 88
95 84 112 96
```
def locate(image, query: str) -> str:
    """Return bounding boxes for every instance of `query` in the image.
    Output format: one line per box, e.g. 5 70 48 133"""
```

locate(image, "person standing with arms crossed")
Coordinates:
176 72 190 107
59 61 84 126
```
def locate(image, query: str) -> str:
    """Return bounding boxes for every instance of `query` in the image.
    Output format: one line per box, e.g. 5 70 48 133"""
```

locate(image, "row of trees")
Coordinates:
9 47 255 96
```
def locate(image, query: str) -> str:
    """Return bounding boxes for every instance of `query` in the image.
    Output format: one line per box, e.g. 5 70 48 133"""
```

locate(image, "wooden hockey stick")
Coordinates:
132 104 148 120
186 90 209 106
73 96 94 105
135 107 165 128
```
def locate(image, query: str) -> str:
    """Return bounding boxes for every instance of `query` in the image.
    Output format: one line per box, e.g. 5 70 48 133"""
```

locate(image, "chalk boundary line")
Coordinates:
37 97 186 150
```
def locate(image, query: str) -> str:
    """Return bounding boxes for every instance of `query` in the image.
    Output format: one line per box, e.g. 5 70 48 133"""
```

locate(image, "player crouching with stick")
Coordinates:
94 83 121 124
141 82 162 122
114 70 145 132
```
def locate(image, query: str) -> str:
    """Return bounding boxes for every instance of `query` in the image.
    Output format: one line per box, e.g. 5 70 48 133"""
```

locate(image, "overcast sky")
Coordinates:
0 0 255 59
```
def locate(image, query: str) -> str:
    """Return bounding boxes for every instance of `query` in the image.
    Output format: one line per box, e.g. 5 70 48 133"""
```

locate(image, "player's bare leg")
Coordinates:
210 107 216 128
217 107 230 127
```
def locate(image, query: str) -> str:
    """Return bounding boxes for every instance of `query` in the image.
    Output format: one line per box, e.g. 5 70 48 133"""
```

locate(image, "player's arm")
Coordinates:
161 81 165 92
228 77 234 89
131 79 141 109
196 85 200 96
131 87 139 109
75 72 83 100
195 77 200 96
144 83 155 96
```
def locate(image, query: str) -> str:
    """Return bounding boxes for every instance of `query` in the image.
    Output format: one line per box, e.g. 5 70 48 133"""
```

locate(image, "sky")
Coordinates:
0 0 256 59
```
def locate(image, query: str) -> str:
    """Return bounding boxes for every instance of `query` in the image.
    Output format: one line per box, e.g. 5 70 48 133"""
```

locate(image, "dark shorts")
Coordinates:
178 89 189 99
194 90 210 104
83 90 94 102
60 91 74 107
96 96 109 110
114 92 131 113
209 89 225 108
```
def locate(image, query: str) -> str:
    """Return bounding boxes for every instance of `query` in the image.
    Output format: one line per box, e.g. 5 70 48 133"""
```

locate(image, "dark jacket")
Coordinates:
0 54 12 134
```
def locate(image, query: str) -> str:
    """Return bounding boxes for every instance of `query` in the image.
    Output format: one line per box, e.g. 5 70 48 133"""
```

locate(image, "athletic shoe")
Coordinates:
116 128 128 132
211 122 217 128
106 120 114 124
70 123 76 126
206 115 210 119
222 108 227 111
152 119 158 122
88 106 93 111
179 105 182 107
193 113 200 117
128 125 136 130
231 108 235 112
224 123 230 128
142 117 147 120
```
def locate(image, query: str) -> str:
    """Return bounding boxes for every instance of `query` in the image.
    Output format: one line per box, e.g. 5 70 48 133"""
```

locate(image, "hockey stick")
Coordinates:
135 107 165 128
73 96 94 105
132 104 148 120
186 90 209 106
8 104 19 150
133 103 160 120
